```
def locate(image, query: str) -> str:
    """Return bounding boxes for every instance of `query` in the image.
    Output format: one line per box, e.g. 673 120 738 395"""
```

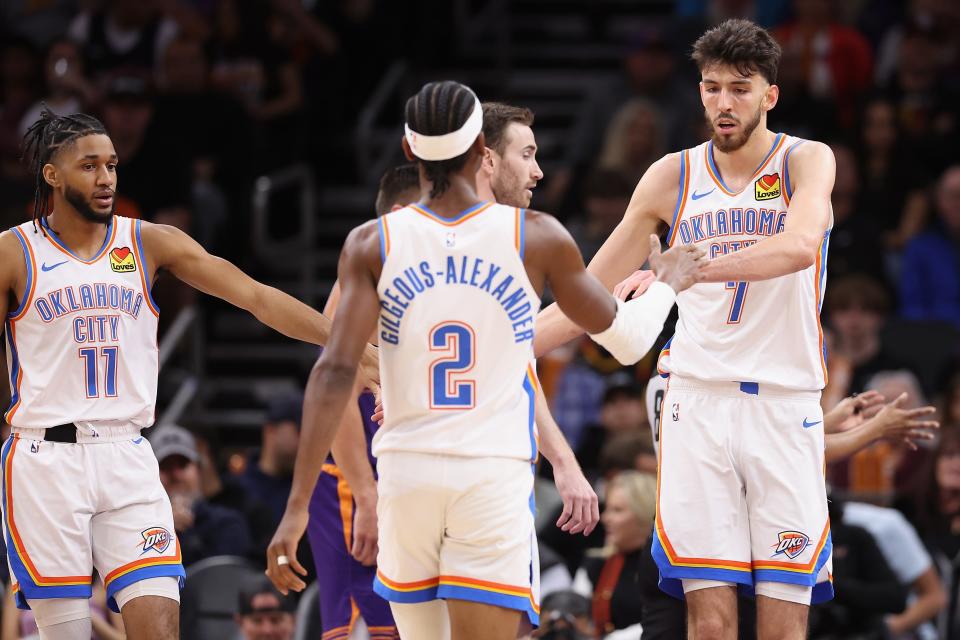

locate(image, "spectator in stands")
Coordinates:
598 432 658 479
152 424 253 565
824 274 905 406
568 170 635 264
583 471 656 638
941 371 960 429
843 500 948 638
235 577 297 640
856 95 929 251
154 34 249 249
575 372 650 481
900 429 960 635
826 143 887 284
881 21 960 175
773 0 874 130
550 340 621 449
99 72 191 226
210 0 304 170
0 36 41 223
808 496 908 639
545 27 698 209
67 0 201 80
18 38 97 140
596 99 666 188
900 165 960 326
236 392 302 528
534 590 593 640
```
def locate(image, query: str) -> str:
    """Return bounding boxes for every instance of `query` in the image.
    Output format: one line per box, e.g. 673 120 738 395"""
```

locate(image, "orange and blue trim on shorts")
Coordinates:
374 571 541 625
102 538 185 613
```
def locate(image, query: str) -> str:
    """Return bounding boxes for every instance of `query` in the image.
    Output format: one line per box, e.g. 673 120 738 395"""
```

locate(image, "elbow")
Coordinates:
791 240 820 271
308 356 356 391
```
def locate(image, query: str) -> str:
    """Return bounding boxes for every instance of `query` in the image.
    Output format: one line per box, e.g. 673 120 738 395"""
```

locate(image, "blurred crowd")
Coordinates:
3 0 960 638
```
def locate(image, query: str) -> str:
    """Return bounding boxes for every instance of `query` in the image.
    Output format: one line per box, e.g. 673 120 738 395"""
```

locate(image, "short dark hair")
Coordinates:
404 81 478 198
375 164 419 216
691 19 781 85
825 274 890 316
481 102 535 155
21 108 108 232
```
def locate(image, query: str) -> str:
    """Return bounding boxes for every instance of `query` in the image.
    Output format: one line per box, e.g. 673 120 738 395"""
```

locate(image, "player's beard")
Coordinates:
491 166 531 209
709 103 763 153
64 184 114 224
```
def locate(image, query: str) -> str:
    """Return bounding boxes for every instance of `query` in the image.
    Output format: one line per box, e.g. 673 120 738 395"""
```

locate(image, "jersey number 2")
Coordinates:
429 322 475 409
725 281 750 324
79 346 118 398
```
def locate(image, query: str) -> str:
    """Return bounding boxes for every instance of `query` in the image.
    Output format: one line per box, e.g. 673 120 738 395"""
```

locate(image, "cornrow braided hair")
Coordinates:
21 107 108 234
404 81 477 199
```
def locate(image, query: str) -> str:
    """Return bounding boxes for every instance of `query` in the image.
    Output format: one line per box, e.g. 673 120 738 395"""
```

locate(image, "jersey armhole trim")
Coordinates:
666 150 690 246
7 228 36 322
133 220 160 317
378 216 391 264
782 140 805 205
515 208 526 260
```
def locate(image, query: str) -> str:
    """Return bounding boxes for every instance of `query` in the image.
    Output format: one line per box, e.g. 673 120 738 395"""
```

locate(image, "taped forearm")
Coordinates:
588 282 676 364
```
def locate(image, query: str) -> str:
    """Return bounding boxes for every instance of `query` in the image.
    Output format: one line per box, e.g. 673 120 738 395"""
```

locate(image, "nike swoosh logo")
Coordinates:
41 261 68 272
802 418 822 429
132 437 143 444
691 188 715 201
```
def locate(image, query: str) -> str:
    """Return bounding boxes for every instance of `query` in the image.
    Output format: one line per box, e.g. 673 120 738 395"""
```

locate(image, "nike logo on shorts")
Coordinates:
802 418 821 429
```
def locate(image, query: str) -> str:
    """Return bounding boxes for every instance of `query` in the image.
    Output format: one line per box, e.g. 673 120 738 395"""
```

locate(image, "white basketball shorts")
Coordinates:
652 376 833 604
1 426 185 612
373 452 540 625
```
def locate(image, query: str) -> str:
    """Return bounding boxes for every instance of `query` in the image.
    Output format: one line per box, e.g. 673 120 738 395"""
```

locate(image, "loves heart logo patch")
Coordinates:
109 246 137 273
754 172 781 201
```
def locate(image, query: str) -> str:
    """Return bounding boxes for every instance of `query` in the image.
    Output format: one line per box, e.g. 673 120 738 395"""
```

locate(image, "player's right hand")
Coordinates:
266 508 309 595
868 392 939 450
647 234 706 293
371 400 384 426
351 499 380 566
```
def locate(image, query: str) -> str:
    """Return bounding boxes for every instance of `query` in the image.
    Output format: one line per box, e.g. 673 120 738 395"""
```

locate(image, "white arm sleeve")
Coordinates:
588 281 677 365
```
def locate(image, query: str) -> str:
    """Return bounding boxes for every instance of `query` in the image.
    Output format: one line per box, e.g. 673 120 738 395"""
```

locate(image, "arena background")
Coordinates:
2 0 960 638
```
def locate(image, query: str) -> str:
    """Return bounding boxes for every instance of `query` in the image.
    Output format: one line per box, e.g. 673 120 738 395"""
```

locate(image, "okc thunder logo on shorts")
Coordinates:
140 527 172 555
772 530 809 559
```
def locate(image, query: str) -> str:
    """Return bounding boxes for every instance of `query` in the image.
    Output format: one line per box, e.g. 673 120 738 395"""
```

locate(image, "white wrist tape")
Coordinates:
589 281 677 365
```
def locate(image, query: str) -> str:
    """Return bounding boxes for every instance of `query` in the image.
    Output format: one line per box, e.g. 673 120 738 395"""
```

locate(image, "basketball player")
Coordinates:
266 80 705 640
0 109 374 640
534 19 839 640
305 166 419 640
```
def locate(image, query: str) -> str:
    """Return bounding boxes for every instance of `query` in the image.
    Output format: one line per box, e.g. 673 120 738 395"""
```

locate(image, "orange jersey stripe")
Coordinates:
409 203 494 226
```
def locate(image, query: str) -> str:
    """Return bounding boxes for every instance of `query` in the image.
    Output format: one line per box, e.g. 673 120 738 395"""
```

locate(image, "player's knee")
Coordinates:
688 614 734 640
27 597 90 628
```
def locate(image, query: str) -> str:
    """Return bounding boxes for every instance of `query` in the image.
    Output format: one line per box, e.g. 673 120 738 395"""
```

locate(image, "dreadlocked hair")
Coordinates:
404 81 477 199
21 107 108 233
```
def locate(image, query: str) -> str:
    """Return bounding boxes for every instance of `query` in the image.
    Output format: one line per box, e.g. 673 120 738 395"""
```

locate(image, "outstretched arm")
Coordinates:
533 154 678 356
144 222 333 344
143 222 380 387
699 142 835 283
266 223 382 594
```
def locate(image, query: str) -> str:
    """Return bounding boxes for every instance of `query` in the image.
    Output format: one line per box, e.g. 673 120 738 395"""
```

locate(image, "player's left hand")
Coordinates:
553 459 600 536
351 499 380 566
266 508 309 595
824 390 885 433
359 343 381 397
613 269 656 301
371 400 384 426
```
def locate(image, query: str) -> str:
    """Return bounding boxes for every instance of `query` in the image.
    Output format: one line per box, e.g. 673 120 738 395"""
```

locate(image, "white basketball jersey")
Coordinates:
661 133 830 391
4 216 159 429
372 202 541 461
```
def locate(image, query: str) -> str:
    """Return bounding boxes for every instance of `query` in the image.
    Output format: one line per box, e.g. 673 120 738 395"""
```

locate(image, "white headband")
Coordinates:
404 93 483 161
